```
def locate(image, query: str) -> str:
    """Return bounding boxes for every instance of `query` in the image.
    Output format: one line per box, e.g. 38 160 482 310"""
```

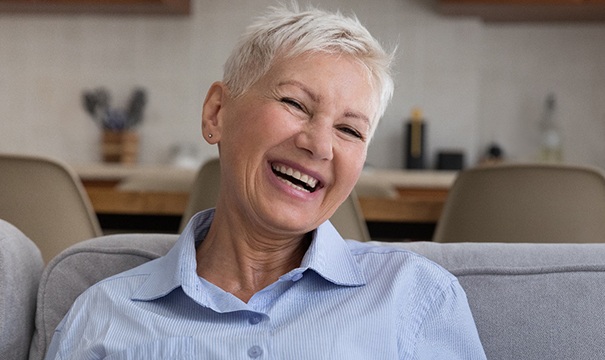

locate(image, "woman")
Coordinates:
45 4 486 359
197 5 389 304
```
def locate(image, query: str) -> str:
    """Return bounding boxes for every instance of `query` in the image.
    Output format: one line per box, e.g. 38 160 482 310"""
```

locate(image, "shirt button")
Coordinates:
249 315 262 325
291 272 303 282
248 345 263 358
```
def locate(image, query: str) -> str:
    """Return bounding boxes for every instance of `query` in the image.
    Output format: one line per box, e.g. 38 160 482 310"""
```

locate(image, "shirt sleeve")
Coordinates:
43 318 65 360
414 279 487 360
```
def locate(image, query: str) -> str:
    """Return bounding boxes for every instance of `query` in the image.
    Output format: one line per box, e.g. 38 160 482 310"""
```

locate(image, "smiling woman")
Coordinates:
201 52 375 241
43 3 486 360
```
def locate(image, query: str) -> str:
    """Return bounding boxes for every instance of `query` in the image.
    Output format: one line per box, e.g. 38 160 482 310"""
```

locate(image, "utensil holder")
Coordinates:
101 130 139 164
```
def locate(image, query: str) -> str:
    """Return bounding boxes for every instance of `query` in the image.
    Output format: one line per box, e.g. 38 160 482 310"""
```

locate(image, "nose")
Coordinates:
295 121 334 161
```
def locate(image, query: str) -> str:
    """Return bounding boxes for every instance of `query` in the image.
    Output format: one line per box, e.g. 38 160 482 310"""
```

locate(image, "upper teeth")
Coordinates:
272 164 319 189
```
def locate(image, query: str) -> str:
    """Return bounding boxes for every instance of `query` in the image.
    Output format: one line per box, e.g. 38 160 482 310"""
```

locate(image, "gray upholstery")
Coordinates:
0 219 44 360
30 234 605 360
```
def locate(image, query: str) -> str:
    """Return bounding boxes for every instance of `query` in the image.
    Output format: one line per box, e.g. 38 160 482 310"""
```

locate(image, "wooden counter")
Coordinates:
75 163 195 217
75 164 456 238
356 169 455 224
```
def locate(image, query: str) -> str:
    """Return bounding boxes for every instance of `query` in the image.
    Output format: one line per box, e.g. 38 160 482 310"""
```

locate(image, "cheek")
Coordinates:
336 146 366 188
233 104 291 136
349 144 367 170
223 107 268 146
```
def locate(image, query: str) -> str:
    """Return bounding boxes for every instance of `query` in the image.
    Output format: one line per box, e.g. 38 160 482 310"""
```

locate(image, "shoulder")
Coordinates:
347 240 449 270
49 260 159 351
69 261 156 314
60 257 162 322
346 240 459 292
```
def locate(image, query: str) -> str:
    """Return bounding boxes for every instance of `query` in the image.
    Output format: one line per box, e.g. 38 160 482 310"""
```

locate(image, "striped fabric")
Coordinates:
45 210 486 359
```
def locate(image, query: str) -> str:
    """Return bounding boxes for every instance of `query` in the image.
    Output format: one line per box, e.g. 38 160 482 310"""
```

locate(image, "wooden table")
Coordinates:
76 163 195 216
355 169 456 240
356 169 454 224
75 164 456 239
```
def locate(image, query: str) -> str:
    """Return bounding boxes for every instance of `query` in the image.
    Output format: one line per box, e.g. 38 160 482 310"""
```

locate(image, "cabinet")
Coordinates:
0 0 190 15
438 0 605 22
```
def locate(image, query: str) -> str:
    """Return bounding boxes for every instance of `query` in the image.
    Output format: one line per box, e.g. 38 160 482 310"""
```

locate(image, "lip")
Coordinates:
267 159 326 197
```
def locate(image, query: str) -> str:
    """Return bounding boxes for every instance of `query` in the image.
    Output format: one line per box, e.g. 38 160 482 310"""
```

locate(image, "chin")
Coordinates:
263 211 322 236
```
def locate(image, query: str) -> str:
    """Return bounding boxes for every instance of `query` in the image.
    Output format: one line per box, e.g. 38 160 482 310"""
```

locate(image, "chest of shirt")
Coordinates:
76 274 417 359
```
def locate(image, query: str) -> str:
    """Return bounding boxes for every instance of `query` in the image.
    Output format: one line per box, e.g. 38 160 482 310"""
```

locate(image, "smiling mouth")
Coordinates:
271 163 320 193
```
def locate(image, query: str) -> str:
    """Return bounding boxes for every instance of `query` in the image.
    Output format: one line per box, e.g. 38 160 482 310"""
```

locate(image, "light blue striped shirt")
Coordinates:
45 209 486 359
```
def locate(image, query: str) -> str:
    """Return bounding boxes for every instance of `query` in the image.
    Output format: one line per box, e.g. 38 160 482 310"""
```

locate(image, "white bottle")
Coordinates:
539 93 563 163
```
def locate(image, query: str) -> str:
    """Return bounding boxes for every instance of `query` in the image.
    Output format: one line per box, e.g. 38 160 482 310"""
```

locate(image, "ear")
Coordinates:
202 81 228 144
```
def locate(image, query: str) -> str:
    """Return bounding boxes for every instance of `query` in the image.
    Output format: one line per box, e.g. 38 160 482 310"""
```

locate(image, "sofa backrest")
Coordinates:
31 235 605 360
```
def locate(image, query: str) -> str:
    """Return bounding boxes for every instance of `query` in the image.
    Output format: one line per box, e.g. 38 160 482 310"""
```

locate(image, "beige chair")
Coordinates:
433 163 605 243
179 157 370 241
0 154 102 262
179 157 221 231
328 188 370 241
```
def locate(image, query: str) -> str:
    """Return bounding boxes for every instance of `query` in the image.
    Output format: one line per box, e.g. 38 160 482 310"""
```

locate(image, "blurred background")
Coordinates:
1 0 604 169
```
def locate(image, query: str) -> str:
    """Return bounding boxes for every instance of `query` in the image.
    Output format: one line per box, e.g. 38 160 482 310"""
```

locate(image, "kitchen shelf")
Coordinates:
438 0 605 22
0 0 191 15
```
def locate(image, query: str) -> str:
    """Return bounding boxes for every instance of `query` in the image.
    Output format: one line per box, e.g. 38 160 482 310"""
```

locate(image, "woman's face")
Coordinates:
205 52 378 237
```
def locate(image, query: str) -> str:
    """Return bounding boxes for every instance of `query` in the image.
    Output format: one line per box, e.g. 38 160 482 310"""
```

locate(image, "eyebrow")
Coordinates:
277 80 319 103
277 80 371 127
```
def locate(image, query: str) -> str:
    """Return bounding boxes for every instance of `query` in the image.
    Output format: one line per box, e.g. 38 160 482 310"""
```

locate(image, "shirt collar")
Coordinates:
132 209 365 303
131 210 213 302
299 221 366 286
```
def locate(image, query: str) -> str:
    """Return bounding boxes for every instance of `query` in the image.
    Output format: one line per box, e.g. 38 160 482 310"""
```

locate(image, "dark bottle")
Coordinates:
404 107 426 169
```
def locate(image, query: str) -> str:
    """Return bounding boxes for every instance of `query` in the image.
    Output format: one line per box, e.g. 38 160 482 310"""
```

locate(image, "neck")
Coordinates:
196 213 312 303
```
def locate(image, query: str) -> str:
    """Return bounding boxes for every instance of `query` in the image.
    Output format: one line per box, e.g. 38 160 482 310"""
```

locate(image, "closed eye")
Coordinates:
338 126 364 140
280 97 305 112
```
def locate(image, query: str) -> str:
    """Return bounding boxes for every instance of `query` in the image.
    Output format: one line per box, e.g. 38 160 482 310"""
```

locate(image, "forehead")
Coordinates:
261 53 379 116
268 51 371 83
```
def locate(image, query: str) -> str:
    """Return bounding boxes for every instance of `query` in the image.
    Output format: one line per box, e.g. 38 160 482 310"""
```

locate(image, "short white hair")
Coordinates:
223 3 395 137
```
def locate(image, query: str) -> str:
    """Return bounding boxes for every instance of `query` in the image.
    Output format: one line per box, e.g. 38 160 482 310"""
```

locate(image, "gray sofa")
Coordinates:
0 220 44 360
1 219 602 359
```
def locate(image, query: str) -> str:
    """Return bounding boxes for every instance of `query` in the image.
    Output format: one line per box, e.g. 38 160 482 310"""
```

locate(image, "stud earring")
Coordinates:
208 134 213 138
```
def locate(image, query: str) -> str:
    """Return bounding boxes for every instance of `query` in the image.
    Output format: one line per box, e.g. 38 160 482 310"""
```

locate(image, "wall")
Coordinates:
479 24 605 166
0 0 604 169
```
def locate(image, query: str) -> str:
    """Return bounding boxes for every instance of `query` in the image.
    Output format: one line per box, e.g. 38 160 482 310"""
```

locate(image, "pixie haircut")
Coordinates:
223 3 395 136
